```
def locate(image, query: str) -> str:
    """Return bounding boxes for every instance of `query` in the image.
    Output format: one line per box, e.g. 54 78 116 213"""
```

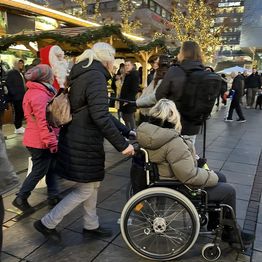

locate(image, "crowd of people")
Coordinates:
0 39 260 258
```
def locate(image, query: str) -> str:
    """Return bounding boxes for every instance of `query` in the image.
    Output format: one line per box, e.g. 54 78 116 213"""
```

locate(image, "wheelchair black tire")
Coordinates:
120 187 200 261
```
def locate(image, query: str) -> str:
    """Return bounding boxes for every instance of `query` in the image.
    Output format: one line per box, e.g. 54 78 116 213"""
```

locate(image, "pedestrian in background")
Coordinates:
119 60 139 130
6 59 26 134
136 55 170 123
220 73 228 106
0 64 8 130
155 41 205 144
34 42 134 242
12 64 60 214
225 72 246 122
0 130 19 257
246 68 261 108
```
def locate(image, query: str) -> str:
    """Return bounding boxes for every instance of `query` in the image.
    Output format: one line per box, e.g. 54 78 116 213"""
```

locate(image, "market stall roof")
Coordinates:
0 25 166 58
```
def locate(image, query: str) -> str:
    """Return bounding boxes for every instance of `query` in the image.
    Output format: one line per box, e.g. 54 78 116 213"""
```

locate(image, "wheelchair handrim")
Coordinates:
120 188 200 261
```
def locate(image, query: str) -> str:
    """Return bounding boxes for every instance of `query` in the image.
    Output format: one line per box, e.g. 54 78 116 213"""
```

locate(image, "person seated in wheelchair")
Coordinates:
136 98 254 246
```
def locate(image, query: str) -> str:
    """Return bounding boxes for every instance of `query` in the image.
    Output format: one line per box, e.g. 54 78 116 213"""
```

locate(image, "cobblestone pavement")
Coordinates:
1 106 262 262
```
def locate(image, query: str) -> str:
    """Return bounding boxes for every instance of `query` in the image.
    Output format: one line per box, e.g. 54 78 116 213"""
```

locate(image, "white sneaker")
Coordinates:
14 127 25 134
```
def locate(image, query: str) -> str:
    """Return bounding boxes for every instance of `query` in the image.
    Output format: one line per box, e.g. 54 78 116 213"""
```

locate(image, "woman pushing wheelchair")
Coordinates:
135 99 254 246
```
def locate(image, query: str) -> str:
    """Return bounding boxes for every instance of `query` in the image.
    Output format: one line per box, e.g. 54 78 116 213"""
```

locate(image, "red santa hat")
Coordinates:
40 45 68 90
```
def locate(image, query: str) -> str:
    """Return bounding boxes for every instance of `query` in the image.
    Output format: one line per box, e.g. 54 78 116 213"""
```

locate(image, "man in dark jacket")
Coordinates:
246 68 261 108
119 60 139 130
225 72 246 122
155 41 205 144
6 59 25 134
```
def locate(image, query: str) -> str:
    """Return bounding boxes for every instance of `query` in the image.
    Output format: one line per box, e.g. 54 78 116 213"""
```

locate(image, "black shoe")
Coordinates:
83 226 113 238
222 230 255 245
34 220 61 242
236 119 246 123
48 196 62 207
12 197 35 213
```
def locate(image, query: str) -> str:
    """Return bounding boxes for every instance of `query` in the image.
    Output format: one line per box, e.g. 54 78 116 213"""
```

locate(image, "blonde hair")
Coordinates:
149 99 182 133
75 42 115 68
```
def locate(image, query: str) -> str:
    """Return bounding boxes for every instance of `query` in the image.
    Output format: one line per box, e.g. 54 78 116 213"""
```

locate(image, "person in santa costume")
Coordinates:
40 45 68 90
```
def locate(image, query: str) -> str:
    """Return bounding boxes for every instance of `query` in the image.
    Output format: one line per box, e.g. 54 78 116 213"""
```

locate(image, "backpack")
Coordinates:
45 86 87 128
179 66 222 125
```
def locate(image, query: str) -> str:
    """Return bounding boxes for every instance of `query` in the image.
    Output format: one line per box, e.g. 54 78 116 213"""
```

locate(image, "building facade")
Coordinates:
215 0 246 60
30 0 173 38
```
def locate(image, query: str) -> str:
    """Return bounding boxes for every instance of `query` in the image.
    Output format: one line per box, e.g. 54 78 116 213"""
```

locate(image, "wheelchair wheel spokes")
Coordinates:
121 187 200 260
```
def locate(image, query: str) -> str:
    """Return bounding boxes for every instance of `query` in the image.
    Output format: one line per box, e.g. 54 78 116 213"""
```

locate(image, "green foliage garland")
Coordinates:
0 25 166 54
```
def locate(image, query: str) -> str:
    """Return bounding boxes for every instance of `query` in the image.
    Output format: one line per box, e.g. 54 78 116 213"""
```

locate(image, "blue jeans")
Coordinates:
17 148 59 199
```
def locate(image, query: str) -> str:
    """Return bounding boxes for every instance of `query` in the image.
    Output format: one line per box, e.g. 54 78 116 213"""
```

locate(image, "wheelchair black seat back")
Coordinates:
121 147 245 261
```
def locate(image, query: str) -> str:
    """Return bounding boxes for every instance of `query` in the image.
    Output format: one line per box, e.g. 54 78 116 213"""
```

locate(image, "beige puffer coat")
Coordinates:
137 122 218 188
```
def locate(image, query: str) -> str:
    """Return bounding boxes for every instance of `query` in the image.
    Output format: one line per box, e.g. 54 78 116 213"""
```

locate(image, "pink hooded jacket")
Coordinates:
23 81 58 152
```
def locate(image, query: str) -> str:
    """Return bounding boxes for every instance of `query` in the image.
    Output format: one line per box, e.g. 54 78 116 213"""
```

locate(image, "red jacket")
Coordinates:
23 81 58 152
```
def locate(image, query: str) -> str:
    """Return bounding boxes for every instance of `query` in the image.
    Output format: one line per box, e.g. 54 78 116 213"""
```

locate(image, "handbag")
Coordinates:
46 87 88 128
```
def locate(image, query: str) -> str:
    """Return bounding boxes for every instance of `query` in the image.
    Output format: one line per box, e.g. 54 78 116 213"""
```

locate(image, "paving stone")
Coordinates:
107 236 241 262
106 159 132 177
258 204 262 224
98 188 127 213
205 151 230 161
231 184 252 201
205 146 233 154
0 252 21 262
2 218 47 258
97 174 128 204
67 208 120 242
25 229 108 262
222 162 257 176
236 200 248 220
252 251 262 261
206 159 225 170
221 171 255 186
253 224 262 252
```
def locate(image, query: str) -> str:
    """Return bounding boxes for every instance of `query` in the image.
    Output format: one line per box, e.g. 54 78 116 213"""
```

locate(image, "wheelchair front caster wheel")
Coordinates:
202 243 221 261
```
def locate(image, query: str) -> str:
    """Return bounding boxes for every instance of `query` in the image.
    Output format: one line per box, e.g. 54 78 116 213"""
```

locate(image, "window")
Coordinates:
149 1 155 12
156 5 161 15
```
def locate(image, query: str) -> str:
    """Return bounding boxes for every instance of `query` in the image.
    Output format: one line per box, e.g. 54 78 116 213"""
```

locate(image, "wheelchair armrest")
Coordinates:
153 180 183 187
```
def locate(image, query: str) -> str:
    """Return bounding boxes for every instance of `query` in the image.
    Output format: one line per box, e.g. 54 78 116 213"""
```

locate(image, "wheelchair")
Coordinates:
120 148 245 261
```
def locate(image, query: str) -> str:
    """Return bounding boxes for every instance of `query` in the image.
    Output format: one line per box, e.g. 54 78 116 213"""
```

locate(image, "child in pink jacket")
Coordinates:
12 64 60 213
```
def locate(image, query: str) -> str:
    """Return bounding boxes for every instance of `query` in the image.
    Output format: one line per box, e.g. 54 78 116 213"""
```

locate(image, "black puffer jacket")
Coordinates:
155 60 205 136
56 60 129 183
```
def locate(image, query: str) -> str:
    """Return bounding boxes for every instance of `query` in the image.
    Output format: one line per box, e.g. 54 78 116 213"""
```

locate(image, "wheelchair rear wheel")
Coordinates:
120 187 200 261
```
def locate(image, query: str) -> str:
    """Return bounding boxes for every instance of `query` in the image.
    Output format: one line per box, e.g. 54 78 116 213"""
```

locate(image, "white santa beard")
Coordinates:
51 60 68 88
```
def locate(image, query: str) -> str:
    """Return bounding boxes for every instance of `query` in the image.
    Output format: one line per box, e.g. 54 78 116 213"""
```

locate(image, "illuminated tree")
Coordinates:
119 0 141 34
71 0 101 20
171 0 223 61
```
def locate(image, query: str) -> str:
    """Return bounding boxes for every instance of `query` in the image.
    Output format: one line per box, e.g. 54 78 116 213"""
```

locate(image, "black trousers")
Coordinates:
12 100 24 129
0 195 4 254
206 173 236 213
17 148 59 200
227 100 245 120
